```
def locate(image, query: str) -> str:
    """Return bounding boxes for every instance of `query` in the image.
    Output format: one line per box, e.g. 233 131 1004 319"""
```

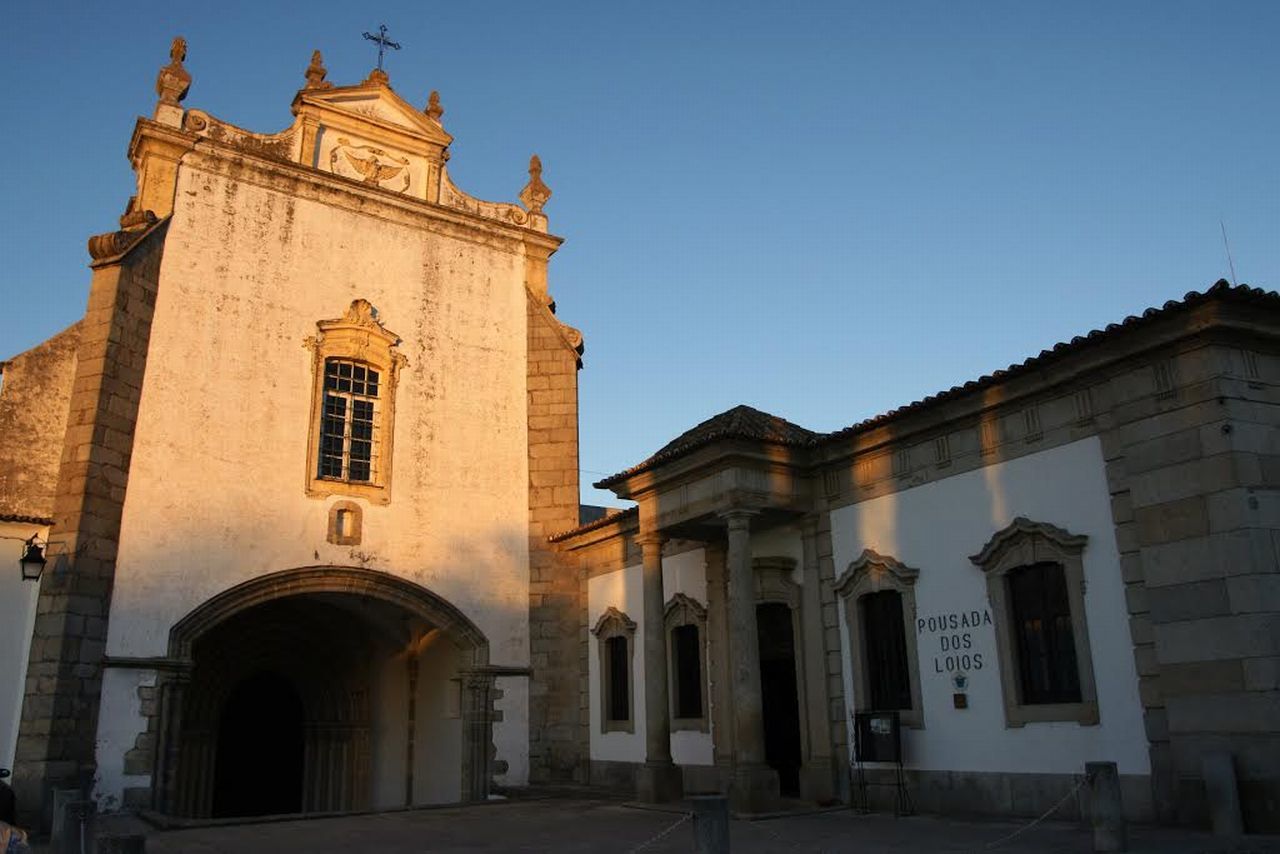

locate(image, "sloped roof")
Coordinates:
591 281 1277 493
821 280 1277 441
595 405 818 488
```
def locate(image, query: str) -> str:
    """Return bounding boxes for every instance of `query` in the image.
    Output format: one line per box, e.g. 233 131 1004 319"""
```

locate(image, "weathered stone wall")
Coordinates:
0 322 81 520
1102 332 1280 831
526 298 587 783
14 221 167 827
90 146 539 806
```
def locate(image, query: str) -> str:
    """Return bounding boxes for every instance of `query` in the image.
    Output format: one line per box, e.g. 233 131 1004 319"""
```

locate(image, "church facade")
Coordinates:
1 38 1277 834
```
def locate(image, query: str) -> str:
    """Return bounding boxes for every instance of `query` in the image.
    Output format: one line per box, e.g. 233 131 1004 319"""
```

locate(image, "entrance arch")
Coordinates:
154 566 493 818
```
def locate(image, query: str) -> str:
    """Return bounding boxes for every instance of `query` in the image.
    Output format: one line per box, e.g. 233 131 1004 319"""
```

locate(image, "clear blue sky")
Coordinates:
3 2 1277 507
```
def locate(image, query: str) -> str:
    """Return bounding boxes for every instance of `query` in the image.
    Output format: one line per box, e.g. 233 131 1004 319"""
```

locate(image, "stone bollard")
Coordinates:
1201 751 1244 837
690 794 730 854
97 833 147 853
1085 762 1127 853
56 800 97 854
50 788 82 853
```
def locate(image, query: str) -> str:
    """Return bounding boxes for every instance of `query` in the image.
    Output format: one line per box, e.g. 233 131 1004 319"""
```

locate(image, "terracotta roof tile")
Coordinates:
595 405 818 488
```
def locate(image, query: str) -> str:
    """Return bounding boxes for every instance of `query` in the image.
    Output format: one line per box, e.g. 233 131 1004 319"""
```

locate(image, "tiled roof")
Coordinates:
591 281 1276 492
821 280 1276 441
594 405 819 488
549 504 638 542
0 513 53 526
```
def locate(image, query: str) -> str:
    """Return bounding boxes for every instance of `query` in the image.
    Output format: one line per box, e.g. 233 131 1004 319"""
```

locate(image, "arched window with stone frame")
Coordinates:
304 299 407 505
969 517 1099 727
664 593 709 731
592 607 636 734
835 549 925 728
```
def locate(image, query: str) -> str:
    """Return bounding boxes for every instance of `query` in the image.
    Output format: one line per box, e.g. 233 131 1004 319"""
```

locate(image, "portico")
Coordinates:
567 406 840 813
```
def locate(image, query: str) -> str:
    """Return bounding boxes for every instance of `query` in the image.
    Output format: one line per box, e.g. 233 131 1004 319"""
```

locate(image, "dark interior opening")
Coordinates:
757 602 802 796
672 623 703 719
211 670 305 818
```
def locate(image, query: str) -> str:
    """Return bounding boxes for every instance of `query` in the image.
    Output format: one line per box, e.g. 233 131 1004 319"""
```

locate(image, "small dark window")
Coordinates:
606 636 629 722
672 624 703 719
1008 562 1081 704
861 590 912 710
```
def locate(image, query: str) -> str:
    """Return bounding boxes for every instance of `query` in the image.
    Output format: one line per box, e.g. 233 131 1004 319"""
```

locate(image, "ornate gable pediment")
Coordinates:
296 84 453 148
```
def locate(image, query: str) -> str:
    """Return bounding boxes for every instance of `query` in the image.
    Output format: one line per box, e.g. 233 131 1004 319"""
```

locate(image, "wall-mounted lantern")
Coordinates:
20 536 47 582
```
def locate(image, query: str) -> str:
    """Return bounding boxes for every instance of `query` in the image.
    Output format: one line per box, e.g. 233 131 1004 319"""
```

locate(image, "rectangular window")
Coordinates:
1008 562 1081 704
861 590 912 710
318 359 380 483
606 635 630 722
672 624 703 719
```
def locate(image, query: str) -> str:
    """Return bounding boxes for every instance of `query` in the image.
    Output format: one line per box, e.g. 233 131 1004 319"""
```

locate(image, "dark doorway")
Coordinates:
757 602 802 796
211 671 305 817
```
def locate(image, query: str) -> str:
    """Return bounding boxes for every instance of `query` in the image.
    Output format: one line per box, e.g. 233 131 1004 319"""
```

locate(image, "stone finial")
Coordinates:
365 67 390 87
519 154 552 214
155 36 191 106
304 50 333 90
425 90 444 121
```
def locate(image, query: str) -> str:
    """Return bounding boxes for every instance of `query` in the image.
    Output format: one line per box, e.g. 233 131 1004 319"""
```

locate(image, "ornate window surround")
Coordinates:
969 517 1099 727
664 593 709 732
592 606 636 734
304 299 407 505
834 548 925 729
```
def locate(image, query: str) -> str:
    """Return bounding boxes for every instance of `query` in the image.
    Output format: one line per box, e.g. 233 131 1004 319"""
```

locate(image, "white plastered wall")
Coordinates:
587 548 712 767
0 521 45 772
830 436 1149 775
95 159 532 806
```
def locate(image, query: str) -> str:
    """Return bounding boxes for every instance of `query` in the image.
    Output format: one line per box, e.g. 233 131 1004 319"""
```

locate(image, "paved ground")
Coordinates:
83 797 1280 854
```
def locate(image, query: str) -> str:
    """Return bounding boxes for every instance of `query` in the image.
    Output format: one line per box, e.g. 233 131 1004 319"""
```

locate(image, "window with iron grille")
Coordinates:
318 359 380 483
1008 562 1081 705
861 590 913 711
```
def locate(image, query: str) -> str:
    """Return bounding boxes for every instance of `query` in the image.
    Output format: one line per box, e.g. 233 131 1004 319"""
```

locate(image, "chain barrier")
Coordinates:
626 810 693 854
970 774 1088 851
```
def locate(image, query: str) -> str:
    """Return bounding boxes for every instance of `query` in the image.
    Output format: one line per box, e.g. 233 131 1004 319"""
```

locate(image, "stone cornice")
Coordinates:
178 141 563 253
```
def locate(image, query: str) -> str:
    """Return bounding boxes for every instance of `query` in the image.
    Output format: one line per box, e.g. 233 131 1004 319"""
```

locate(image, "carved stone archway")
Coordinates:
153 566 493 817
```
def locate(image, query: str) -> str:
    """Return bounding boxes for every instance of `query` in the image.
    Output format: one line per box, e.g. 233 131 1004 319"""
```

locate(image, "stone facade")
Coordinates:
561 284 1280 832
1 39 587 828
2 33 1277 839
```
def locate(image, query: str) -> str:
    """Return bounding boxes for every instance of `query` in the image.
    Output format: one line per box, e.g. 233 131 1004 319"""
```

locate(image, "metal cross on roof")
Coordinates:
362 24 401 71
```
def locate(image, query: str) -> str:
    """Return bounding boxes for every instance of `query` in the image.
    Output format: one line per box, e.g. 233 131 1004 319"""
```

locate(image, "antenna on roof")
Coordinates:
1220 219 1239 286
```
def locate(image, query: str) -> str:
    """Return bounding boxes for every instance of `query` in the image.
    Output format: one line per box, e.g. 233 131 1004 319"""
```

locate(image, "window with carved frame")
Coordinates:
592 607 636 734
304 300 406 505
835 549 925 728
665 593 709 731
969 517 1098 727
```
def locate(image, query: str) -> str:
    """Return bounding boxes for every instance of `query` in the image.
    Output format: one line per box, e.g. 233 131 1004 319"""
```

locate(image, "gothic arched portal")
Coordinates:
152 566 494 818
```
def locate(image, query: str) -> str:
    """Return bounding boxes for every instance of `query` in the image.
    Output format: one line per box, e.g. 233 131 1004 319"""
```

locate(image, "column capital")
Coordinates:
716 508 759 530
634 531 668 550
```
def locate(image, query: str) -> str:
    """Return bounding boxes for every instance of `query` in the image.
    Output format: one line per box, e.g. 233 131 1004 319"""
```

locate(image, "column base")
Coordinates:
636 761 684 803
799 760 838 804
729 764 780 814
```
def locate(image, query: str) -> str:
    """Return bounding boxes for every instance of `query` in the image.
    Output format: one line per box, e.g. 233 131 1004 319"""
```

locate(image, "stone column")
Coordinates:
460 672 495 802
152 671 189 814
704 543 735 791
635 533 683 802
798 517 836 803
719 509 779 813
